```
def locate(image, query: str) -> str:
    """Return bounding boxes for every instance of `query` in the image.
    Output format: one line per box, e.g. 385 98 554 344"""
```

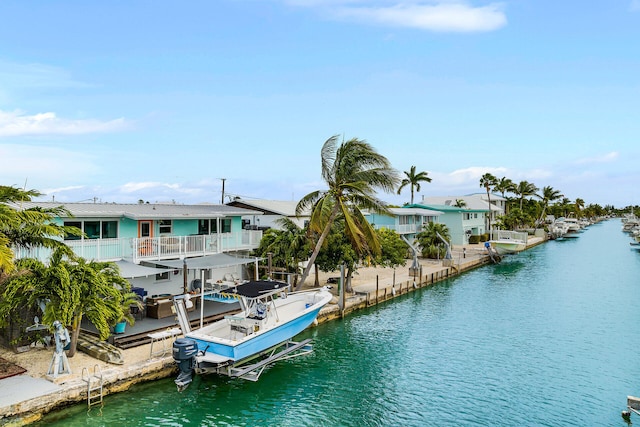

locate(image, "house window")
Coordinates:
198 219 209 235
159 220 172 234
155 271 169 281
64 221 82 240
102 221 118 238
84 221 101 239
63 220 118 240
212 218 231 233
399 216 409 225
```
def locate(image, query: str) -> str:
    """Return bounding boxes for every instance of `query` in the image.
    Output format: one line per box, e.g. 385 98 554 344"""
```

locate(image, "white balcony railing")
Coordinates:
13 230 263 264
372 223 422 234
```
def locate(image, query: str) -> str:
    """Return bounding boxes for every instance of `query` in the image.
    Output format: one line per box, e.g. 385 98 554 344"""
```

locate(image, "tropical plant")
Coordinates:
415 222 451 259
397 166 431 205
295 135 400 290
574 198 585 217
0 185 81 276
494 177 515 198
454 199 466 208
0 249 132 357
536 186 563 225
255 217 310 286
514 180 539 210
371 228 410 269
479 173 498 230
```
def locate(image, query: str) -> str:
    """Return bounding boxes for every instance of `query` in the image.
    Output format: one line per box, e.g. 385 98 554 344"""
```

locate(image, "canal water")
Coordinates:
36 219 640 426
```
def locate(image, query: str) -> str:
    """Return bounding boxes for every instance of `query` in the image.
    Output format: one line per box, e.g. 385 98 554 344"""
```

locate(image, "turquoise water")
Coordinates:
37 219 640 426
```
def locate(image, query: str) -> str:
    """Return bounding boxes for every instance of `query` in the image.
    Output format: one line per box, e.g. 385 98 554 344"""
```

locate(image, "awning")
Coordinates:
115 260 169 279
150 253 261 270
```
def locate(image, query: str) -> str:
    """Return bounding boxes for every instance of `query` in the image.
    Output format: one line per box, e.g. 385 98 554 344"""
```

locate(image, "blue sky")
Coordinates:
1 0 639 208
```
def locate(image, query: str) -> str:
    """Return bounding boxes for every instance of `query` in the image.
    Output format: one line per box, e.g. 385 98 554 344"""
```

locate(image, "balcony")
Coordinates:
13 230 263 264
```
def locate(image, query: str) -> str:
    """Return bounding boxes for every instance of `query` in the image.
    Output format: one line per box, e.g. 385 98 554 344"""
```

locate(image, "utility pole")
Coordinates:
221 178 226 204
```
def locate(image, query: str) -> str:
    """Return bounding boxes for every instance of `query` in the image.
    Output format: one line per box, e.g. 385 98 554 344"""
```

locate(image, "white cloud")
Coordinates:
327 1 507 32
0 109 130 137
574 151 619 165
0 143 97 187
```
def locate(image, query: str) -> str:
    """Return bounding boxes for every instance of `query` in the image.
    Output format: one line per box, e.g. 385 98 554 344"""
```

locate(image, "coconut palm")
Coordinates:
256 217 310 286
479 173 498 230
397 166 431 205
295 135 400 290
536 186 563 225
494 177 515 198
514 180 539 210
0 185 80 275
574 198 585 217
415 222 451 259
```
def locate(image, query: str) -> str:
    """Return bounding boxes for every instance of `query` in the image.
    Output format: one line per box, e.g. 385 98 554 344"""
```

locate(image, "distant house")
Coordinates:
225 199 311 230
405 203 485 245
13 202 264 296
365 207 443 242
420 193 506 237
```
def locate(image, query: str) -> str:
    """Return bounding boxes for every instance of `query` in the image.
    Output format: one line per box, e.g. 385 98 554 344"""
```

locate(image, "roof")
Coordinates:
226 199 310 216
390 207 443 216
151 253 261 269
420 195 502 212
13 201 261 219
406 203 488 213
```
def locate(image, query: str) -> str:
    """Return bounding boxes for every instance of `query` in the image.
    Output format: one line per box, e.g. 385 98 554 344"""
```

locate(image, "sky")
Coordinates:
1 0 639 208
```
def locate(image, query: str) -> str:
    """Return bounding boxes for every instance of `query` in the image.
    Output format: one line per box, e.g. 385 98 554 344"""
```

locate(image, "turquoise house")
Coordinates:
365 207 443 242
13 202 264 296
405 204 488 245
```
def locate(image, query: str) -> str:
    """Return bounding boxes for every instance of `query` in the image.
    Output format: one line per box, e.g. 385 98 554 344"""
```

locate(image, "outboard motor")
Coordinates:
172 338 198 391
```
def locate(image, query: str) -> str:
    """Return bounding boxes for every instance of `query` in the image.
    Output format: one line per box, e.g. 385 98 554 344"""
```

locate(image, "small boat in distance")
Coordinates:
172 280 332 390
489 230 528 255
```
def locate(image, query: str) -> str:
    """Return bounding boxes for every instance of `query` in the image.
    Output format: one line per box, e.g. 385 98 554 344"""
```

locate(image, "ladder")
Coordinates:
82 364 104 410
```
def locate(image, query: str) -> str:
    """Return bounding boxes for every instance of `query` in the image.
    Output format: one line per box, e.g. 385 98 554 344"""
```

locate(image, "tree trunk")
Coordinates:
295 206 341 290
67 315 82 358
314 264 319 288
345 265 354 293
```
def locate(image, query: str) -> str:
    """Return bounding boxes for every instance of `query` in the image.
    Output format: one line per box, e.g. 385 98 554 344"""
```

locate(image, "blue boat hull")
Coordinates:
192 305 323 363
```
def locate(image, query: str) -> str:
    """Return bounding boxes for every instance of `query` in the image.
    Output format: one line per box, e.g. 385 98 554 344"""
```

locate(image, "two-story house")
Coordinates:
417 194 506 244
13 202 264 297
365 207 443 243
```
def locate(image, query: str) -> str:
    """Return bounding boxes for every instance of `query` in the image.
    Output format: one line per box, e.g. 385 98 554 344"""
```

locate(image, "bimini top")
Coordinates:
221 280 290 299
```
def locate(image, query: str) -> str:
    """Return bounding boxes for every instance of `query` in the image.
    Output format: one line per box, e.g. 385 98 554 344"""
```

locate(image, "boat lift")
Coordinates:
622 395 640 422
226 339 313 381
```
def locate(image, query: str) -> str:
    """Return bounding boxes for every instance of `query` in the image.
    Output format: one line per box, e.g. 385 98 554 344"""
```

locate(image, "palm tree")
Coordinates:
479 173 497 231
415 222 451 259
574 198 585 217
257 218 310 286
0 185 80 275
397 166 431 205
0 249 131 356
514 180 539 210
295 135 400 290
536 186 563 225
494 177 515 198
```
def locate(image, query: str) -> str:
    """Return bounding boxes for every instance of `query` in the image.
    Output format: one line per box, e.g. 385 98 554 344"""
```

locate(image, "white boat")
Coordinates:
171 280 332 389
554 217 581 238
489 230 528 255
